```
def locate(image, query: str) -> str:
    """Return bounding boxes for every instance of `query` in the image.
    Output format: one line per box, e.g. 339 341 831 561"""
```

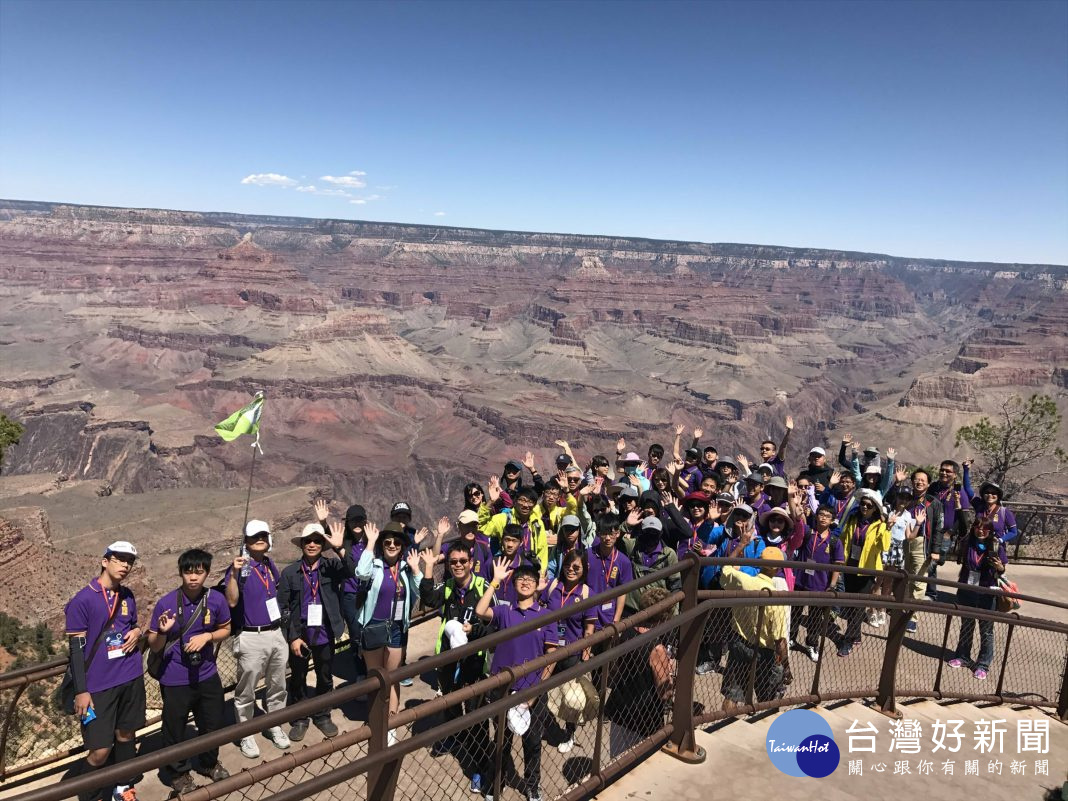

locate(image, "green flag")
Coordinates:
214 392 264 445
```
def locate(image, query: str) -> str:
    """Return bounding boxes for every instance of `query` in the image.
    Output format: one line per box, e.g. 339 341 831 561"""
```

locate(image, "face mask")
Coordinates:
625 466 637 475
765 533 784 545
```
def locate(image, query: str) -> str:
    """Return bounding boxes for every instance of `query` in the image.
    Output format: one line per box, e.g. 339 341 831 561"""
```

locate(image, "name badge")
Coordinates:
557 622 567 646
265 597 281 622
966 570 980 586
105 630 125 660
601 602 614 611
307 603 323 627
804 569 816 576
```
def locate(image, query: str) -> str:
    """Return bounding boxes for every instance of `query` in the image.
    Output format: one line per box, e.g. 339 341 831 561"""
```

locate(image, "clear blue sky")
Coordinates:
1 0 1065 264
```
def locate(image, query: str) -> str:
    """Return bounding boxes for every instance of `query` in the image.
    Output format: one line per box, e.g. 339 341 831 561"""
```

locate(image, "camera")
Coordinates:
185 650 204 668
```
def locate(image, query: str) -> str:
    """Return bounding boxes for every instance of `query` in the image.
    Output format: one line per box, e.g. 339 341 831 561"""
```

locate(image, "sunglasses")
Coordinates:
563 563 582 573
382 538 404 547
304 537 325 546
859 501 875 508
448 558 469 566
245 533 270 542
107 554 136 565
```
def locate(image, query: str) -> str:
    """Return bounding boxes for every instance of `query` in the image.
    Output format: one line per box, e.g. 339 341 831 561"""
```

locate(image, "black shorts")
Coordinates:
82 676 147 750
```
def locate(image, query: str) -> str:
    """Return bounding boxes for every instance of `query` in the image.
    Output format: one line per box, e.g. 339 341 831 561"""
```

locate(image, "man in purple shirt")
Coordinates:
476 558 557 801
757 415 793 478
790 506 844 662
585 514 635 630
64 540 145 801
224 519 291 759
147 549 232 795
927 460 972 597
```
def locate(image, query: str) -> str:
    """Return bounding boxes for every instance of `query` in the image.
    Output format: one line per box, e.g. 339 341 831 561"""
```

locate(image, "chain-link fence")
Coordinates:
3 556 1066 801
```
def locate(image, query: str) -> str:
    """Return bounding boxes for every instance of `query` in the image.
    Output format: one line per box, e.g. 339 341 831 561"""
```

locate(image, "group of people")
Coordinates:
62 421 1018 801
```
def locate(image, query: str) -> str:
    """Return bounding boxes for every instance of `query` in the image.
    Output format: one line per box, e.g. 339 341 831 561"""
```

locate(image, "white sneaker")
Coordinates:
387 728 398 747
557 738 574 754
268 727 291 750
804 645 819 663
239 736 260 759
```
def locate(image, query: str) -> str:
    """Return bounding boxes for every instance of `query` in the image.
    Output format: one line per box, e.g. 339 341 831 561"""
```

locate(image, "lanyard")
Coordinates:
389 563 403 598
454 576 473 607
98 581 119 620
560 581 581 608
854 521 870 548
596 548 618 586
687 520 701 551
252 561 275 596
301 563 320 603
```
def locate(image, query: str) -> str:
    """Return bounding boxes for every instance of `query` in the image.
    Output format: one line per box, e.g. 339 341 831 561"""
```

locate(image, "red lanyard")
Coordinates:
560 582 581 608
389 563 403 599
597 548 618 586
688 520 701 551
252 562 274 595
301 563 320 602
98 581 118 620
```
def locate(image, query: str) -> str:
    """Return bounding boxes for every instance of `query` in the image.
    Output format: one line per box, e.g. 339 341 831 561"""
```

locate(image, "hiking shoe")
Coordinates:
973 668 989 681
837 642 853 657
695 661 717 675
905 620 918 634
399 676 414 687
430 737 454 757
111 786 137 801
947 658 964 669
207 763 229 782
267 727 291 749
314 717 339 738
527 787 543 801
557 737 574 753
803 645 819 663
289 720 309 742
239 736 260 759
469 773 482 794
170 773 196 795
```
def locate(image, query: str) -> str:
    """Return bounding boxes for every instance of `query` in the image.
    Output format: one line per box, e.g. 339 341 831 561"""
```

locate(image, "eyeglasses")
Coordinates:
448 559 469 566
563 563 582 573
108 554 136 565
515 575 538 584
382 538 403 547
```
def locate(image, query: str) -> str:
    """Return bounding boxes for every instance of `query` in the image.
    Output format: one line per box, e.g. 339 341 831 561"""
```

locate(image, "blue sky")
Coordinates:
1 0 1065 264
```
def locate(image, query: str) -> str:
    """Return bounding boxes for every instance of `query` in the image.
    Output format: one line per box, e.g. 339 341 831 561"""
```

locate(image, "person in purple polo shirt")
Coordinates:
585 514 634 631
790 505 844 662
476 558 557 801
64 540 145 801
438 509 494 582
490 524 527 606
947 518 1008 680
756 415 793 479
224 519 290 759
928 460 972 598
147 549 231 795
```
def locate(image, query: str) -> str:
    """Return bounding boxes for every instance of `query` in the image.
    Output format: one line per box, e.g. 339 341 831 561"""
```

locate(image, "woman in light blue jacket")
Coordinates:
355 521 423 739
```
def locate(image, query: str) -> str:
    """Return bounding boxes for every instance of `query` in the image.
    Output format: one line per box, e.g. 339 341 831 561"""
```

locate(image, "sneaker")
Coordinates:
387 728 398 747
973 668 989 681
947 658 964 669
557 737 574 753
207 763 229 782
483 794 494 801
527 787 543 801
399 676 414 687
267 727 291 750
239 736 260 759
289 720 309 742
803 645 819 663
431 737 454 757
695 661 717 675
837 642 853 657
469 773 482 794
865 611 877 626
906 620 918 634
313 717 339 738
111 785 137 801
171 773 196 795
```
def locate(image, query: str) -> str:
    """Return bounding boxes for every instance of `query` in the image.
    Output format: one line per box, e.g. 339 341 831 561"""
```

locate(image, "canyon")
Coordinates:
0 199 1065 627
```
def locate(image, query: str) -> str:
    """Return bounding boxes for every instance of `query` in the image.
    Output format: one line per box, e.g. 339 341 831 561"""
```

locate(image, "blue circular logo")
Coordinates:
765 709 841 778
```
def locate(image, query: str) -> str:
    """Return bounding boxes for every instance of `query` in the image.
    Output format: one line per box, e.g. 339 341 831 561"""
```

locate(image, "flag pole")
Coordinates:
238 390 265 576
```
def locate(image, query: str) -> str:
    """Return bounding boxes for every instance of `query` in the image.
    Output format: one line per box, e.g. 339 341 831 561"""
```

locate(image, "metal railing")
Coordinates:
3 554 1065 801
1010 502 1068 563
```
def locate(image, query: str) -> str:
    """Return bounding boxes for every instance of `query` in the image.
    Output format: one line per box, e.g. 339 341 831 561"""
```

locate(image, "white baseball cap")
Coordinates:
809 447 826 456
244 519 270 538
104 541 138 558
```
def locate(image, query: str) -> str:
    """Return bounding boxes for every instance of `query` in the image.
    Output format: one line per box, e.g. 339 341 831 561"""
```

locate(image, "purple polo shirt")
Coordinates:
372 564 406 621
65 579 143 694
933 483 971 531
794 531 844 592
149 589 230 686
769 454 786 478
978 506 1017 541
680 465 702 493
443 540 493 582
489 603 554 691
343 541 368 594
540 581 595 645
957 539 1008 588
635 542 664 570
299 562 333 646
223 558 280 628
585 545 634 629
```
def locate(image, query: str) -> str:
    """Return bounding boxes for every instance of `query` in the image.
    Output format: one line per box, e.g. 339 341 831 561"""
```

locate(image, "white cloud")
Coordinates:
350 199 367 205
241 173 297 187
348 170 367 176
348 194 381 205
321 173 367 188
433 211 446 217
318 188 351 197
295 185 317 192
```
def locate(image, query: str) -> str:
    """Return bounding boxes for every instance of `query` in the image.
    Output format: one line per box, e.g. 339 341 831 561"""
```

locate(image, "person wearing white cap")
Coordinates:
64 541 145 801
223 520 291 758
276 521 355 741
798 445 834 490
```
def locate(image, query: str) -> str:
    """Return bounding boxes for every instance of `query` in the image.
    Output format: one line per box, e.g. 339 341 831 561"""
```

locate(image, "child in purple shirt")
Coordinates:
147 548 232 794
585 514 635 630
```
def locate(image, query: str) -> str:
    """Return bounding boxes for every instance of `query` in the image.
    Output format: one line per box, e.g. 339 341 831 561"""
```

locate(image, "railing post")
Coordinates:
0 683 28 781
995 620 1014 698
365 668 401 801
873 569 907 719
661 555 707 764
1057 633 1068 723
933 615 953 697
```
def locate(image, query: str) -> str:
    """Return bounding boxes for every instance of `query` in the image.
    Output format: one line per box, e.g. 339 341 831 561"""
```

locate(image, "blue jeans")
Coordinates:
954 589 997 670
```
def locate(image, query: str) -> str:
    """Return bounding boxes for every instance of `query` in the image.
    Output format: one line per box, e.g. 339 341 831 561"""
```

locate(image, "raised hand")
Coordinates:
313 498 330 522
405 550 421 574
842 432 852 444
232 554 248 572
554 439 569 449
886 447 897 461
895 466 908 484
326 519 345 550
523 451 535 470
787 480 799 498
737 454 750 471
637 460 648 474
419 547 436 573
962 458 973 468
364 521 380 546
616 436 627 452
916 508 927 525
673 424 684 437
626 509 641 527
487 475 501 503
436 516 451 537
491 556 514 584
415 526 431 549
693 427 703 439
829 470 841 487
785 415 794 430
671 457 684 471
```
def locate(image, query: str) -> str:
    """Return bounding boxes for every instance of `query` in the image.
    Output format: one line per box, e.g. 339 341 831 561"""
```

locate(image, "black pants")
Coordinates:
483 692 547 795
438 653 491 770
160 674 224 776
722 637 784 704
288 640 334 723
843 574 875 643
790 605 831 648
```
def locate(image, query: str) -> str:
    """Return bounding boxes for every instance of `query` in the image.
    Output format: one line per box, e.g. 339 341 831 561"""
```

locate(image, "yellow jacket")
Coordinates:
840 515 891 572
482 509 550 572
